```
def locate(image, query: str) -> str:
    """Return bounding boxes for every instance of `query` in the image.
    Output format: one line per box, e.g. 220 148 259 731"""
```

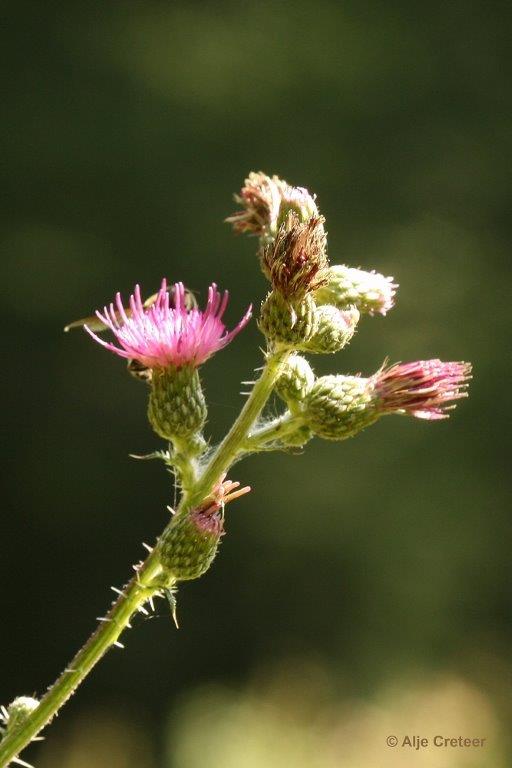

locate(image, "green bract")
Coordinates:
275 354 315 405
305 374 377 440
303 305 359 354
160 511 222 582
148 366 207 441
258 291 318 349
315 264 396 316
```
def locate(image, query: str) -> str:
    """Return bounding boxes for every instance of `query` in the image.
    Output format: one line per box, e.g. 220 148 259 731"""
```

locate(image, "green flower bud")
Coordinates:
276 185 319 229
148 365 207 441
275 354 315 405
305 374 377 440
160 480 250 582
315 264 397 316
258 291 318 349
2 696 39 735
160 507 223 582
303 305 359 354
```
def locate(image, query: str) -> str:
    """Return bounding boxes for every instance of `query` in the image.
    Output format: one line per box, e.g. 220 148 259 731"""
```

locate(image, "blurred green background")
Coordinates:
2 1 511 766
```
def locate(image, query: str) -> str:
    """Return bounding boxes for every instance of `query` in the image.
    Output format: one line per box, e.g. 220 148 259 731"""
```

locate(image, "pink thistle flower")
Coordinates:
85 280 252 369
373 360 472 420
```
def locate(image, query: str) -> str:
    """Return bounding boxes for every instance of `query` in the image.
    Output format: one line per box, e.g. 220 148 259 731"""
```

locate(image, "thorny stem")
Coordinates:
0 348 289 768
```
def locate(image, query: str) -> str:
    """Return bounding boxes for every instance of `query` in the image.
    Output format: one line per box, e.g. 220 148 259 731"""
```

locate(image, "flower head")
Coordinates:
85 280 252 369
315 265 397 316
373 360 472 420
160 478 251 582
226 171 283 238
305 360 472 440
260 213 329 299
226 171 319 240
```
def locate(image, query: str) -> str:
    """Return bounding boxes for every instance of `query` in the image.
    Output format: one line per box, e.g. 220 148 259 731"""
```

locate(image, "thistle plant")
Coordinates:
0 171 472 767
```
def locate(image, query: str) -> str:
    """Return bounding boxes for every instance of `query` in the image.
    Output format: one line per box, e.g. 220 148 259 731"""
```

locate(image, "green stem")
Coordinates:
183 348 291 509
171 436 202 494
0 348 289 768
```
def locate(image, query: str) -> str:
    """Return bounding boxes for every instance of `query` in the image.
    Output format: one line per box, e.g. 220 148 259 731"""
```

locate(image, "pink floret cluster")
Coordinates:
85 280 252 369
373 360 472 420
370 272 397 316
191 478 251 537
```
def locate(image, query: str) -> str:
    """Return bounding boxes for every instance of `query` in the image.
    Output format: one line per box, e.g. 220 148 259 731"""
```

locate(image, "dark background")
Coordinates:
1 2 511 766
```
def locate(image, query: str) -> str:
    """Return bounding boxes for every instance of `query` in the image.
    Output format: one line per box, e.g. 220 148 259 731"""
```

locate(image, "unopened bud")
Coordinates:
277 184 319 227
315 265 397 316
275 354 315 404
303 305 359 354
2 696 39 735
258 291 318 349
148 365 207 441
260 213 329 299
305 375 377 440
160 480 250 581
160 505 223 582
